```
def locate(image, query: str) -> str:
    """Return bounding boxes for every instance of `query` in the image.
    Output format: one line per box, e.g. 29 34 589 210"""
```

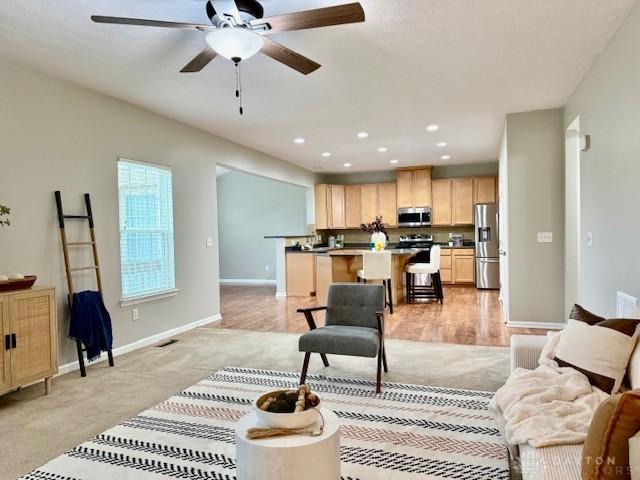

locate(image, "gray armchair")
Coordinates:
297 283 388 393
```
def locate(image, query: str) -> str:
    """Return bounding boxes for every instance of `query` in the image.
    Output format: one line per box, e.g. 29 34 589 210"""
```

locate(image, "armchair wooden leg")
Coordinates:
320 353 330 367
382 343 388 373
376 350 382 394
300 352 311 385
386 278 393 314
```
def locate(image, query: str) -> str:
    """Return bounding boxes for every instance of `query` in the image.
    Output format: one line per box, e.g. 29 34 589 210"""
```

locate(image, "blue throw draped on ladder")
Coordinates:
69 291 113 362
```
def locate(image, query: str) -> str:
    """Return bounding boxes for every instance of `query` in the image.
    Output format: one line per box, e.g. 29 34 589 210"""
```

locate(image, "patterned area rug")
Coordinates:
21 367 509 480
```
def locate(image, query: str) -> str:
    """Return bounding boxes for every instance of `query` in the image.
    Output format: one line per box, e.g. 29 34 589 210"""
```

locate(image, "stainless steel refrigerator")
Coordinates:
474 203 500 289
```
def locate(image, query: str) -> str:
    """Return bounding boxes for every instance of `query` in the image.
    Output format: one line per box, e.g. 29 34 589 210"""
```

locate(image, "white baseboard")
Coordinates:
506 321 566 330
57 313 222 376
219 279 276 286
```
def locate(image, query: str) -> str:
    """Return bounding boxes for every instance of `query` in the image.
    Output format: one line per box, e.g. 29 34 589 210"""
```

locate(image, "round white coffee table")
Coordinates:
235 408 341 480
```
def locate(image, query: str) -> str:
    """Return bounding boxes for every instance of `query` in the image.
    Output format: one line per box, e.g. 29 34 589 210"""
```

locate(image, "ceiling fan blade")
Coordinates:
91 15 215 31
260 37 320 75
180 47 218 73
250 2 364 33
209 0 243 25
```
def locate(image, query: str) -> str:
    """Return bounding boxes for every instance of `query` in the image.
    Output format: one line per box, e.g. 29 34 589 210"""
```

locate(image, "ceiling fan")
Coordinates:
91 0 365 75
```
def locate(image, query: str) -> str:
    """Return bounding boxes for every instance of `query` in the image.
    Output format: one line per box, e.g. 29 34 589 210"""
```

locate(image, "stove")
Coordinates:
397 234 434 249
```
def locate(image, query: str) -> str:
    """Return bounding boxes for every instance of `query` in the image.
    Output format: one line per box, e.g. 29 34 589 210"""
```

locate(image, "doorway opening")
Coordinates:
565 116 581 317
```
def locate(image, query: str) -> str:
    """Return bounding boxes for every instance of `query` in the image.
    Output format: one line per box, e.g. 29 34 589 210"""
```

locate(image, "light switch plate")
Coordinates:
206 237 213 248
537 232 553 243
587 232 593 247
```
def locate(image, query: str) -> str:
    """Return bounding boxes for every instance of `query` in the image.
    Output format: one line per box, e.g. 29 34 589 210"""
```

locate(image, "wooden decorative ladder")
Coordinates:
54 191 114 377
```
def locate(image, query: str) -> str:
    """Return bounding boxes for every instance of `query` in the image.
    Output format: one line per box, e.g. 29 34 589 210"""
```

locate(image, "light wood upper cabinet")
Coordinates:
413 168 432 207
344 185 361 228
329 185 345 229
360 184 379 224
432 179 452 226
378 183 397 227
396 170 413 208
0 297 10 393
474 176 497 204
314 184 329 229
396 167 432 208
452 178 474 225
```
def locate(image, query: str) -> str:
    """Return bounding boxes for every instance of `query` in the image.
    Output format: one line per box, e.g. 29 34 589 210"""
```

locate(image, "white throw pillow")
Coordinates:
555 319 640 393
631 431 640 480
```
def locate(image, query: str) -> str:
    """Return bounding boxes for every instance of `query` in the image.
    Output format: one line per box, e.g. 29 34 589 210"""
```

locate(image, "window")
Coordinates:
118 159 175 300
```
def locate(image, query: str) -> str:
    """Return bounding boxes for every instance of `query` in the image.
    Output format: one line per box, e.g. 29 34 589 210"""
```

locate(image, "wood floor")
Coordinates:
209 285 548 347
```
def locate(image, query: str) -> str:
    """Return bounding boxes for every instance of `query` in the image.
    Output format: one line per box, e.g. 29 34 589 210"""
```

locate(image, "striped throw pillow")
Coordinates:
555 305 640 394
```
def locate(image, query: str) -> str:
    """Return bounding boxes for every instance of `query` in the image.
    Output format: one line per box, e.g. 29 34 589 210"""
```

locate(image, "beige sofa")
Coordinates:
508 334 640 480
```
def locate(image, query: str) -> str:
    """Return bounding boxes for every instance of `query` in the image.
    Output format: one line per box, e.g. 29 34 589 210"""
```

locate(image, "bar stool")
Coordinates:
405 245 443 304
356 250 394 314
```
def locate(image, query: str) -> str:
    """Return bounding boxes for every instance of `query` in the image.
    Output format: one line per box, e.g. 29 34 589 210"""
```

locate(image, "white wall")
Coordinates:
564 3 640 317
0 56 317 366
504 109 565 327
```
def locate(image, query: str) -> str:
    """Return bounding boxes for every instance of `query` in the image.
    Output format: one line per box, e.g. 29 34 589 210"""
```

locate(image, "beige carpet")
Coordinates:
1 327 509 480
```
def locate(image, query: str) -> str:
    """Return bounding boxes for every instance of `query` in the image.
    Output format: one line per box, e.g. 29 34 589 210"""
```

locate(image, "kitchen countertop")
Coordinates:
286 242 475 254
264 234 314 239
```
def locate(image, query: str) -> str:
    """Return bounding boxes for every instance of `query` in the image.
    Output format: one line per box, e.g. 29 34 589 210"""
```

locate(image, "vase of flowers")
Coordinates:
360 216 389 250
0 204 10 227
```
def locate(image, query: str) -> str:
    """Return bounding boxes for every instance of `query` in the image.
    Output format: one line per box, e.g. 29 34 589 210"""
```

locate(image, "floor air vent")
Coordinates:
616 291 638 318
155 339 178 348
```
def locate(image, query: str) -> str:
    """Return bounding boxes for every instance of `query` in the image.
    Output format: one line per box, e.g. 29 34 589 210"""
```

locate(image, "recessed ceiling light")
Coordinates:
437 142 448 148
377 147 388 153
390 159 399 164
321 152 332 158
426 124 440 132
441 155 451 160
357 132 369 139
294 137 305 144
343 162 352 168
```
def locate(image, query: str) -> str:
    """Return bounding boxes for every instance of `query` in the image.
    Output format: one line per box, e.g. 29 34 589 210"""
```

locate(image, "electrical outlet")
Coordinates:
587 232 593 247
206 237 213 248
537 232 553 243
265 265 270 272
132 308 139 321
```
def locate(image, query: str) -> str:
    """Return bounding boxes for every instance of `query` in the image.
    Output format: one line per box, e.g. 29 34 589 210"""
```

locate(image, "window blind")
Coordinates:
117 159 175 299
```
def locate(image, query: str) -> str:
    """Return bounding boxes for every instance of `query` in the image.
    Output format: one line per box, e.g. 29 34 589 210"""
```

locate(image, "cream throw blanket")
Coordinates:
490 333 608 447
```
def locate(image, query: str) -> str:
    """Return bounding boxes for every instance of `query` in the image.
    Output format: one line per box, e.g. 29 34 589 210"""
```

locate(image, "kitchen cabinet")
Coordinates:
329 185 345 229
452 249 475 284
286 253 316 296
431 180 452 226
378 183 397 227
396 167 432 208
474 176 497 204
396 170 414 208
344 185 361 228
452 178 474 225
0 287 57 397
360 184 379 224
314 184 329 229
440 248 475 284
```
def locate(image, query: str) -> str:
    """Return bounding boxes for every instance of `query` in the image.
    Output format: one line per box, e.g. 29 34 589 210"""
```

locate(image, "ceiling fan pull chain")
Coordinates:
234 59 243 115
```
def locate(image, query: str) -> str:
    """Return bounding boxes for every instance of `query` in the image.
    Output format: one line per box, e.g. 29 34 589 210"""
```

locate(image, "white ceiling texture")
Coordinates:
1 0 636 172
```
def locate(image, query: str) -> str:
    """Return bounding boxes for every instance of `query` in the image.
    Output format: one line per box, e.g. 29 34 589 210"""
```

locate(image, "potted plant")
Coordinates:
360 216 389 250
0 204 10 227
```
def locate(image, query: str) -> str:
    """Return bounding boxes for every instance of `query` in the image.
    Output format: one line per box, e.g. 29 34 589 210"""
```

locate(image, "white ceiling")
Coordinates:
1 0 636 172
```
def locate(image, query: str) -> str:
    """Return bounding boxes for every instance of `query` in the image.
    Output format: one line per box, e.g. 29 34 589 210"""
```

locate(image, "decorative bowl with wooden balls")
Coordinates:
253 384 321 429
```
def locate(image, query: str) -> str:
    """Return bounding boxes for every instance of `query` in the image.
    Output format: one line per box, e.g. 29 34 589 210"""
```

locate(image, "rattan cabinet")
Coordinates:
0 287 57 396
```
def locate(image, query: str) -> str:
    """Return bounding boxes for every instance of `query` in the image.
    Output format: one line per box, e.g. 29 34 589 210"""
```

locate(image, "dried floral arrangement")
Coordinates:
360 216 389 239
0 204 10 227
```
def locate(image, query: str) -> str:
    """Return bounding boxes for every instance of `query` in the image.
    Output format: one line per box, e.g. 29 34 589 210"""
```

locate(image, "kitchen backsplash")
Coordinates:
317 227 475 244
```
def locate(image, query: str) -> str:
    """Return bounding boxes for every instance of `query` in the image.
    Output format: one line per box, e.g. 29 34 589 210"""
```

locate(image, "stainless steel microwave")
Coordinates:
397 207 431 227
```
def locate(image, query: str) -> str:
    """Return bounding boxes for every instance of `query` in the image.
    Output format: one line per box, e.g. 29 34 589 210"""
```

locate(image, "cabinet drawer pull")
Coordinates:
11 333 16 349
4 335 9 351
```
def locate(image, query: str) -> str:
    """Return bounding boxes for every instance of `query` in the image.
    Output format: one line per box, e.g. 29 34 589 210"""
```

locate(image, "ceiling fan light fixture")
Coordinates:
205 28 264 61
